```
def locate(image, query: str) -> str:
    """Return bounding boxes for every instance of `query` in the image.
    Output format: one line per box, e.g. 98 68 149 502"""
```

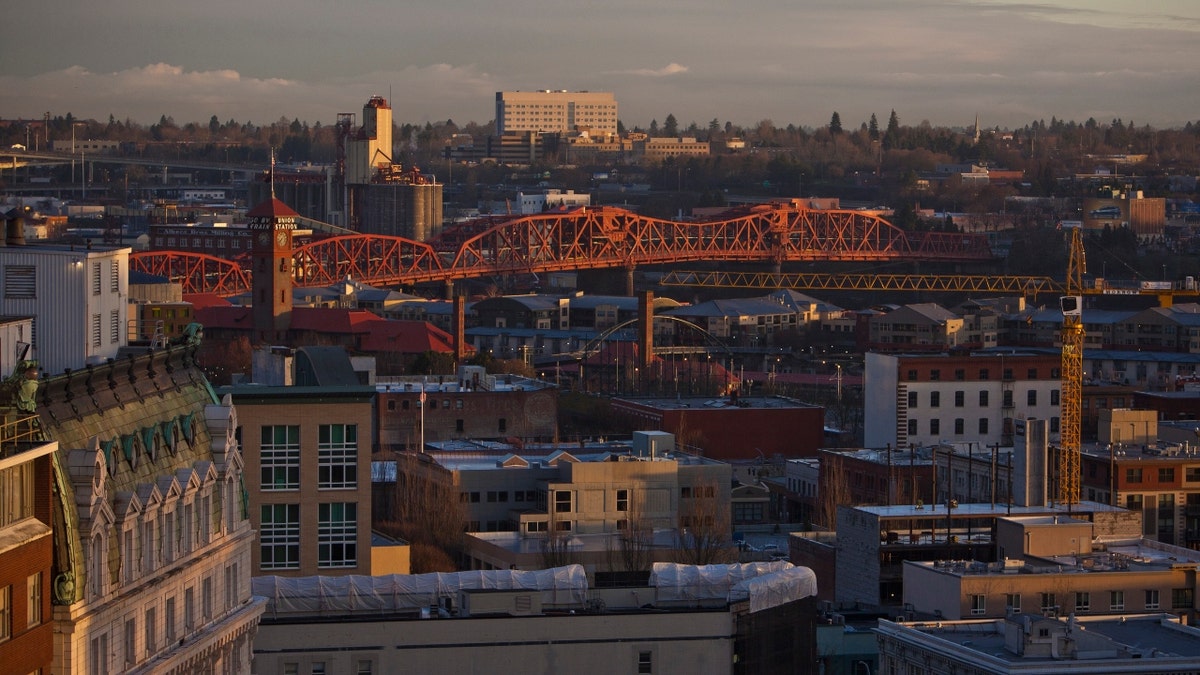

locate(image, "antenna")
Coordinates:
269 147 276 200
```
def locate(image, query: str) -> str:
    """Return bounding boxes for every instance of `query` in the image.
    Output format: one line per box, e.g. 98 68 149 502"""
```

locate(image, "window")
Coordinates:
907 419 917 435
1172 588 1193 609
260 504 300 570
1074 591 1090 612
284 665 299 675
357 660 374 675
1002 391 1013 407
26 572 41 627
954 418 964 435
4 266 35 299
978 390 989 407
318 424 358 489
979 418 989 434
1006 593 1021 614
930 369 941 381
1159 468 1175 483
1026 368 1037 379
1145 589 1159 610
1051 389 1060 406
1186 467 1200 482
0 585 8 643
638 651 653 674
616 489 629 512
487 491 508 503
555 490 572 513
184 587 195 632
202 576 213 620
1027 390 1037 406
1127 468 1143 483
261 425 300 490
498 418 507 433
969 594 986 615
907 391 917 407
145 607 157 654
929 419 940 435
1003 368 1013 380
456 419 464 432
954 391 964 407
954 368 965 381
311 663 326 675
979 368 989 380
90 633 108 675
0 463 34 528
318 502 358 568
906 369 917 381
930 391 940 408
124 617 136 666
1110 590 1124 611
1040 592 1057 614
165 598 176 643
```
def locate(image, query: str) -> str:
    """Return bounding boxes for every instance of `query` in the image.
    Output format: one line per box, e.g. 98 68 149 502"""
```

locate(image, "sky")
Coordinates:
2 0 1198 132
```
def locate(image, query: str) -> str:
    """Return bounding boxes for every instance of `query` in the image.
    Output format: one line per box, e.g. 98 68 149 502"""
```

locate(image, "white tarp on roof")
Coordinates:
252 565 588 617
650 561 815 612
730 566 818 613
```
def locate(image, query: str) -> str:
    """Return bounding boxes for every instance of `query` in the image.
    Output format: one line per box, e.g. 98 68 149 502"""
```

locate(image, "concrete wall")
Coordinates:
253 608 733 675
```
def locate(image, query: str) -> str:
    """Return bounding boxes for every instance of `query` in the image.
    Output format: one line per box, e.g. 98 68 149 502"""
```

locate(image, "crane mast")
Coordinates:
1058 225 1085 505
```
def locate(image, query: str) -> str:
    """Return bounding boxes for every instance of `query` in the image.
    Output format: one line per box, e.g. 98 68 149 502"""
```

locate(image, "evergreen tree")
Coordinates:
868 113 879 141
829 111 842 135
664 114 679 137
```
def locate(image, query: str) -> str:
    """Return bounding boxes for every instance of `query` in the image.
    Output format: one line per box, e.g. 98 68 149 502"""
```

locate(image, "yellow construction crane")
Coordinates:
1058 224 1085 505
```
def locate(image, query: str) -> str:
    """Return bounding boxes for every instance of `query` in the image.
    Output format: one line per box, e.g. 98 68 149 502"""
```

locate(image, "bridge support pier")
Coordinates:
444 279 455 300
625 266 635 297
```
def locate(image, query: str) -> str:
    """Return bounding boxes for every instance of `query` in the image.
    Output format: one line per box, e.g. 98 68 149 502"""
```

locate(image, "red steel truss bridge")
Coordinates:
130 202 996 296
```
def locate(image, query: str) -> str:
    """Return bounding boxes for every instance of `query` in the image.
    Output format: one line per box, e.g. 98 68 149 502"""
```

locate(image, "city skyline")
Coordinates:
2 1 1199 131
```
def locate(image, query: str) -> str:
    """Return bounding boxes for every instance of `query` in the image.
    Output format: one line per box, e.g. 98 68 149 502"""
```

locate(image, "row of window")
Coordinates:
261 424 358 491
0 574 41 645
260 502 358 570
907 389 1060 408
979 588 1193 615
905 367 1061 382
906 417 1061 436
1125 466 1200 483
89 564 239 673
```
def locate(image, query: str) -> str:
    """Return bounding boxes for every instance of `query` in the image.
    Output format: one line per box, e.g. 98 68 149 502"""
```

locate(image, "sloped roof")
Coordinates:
245 197 301 219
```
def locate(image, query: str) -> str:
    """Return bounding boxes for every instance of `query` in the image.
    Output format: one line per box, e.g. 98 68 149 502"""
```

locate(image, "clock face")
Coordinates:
276 231 289 248
258 232 270 246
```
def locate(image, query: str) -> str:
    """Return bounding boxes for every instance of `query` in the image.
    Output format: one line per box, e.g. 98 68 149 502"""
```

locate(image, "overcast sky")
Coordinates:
2 0 1198 131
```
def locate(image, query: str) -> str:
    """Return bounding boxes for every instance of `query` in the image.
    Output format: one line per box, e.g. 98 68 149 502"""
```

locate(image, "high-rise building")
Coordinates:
495 91 618 136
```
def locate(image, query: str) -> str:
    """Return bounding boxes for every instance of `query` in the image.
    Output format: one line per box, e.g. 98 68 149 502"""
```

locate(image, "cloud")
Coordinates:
0 63 499 126
613 63 690 78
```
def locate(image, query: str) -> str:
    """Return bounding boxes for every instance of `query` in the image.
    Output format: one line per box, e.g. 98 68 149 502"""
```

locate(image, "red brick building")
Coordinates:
611 395 824 462
0 415 56 675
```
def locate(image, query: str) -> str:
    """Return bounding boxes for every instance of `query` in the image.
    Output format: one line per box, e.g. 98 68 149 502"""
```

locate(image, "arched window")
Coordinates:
89 533 106 599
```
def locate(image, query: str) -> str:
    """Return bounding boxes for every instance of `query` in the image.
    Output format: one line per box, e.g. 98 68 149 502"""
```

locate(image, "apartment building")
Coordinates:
495 91 618 136
904 516 1200 623
224 384 379 577
864 351 1064 449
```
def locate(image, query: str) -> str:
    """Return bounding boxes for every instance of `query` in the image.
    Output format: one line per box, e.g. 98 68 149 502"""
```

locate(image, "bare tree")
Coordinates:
817 453 851 531
539 498 578 569
604 489 655 573
674 478 735 565
376 452 467 573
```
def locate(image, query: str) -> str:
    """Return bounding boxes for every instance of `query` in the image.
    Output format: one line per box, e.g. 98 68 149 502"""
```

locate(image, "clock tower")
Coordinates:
246 197 301 343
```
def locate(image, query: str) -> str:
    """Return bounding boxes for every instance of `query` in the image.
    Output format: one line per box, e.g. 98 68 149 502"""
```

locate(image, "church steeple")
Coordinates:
247 195 300 343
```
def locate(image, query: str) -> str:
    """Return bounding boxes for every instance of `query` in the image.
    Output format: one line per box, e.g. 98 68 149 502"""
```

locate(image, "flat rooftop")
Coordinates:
857 500 1126 520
